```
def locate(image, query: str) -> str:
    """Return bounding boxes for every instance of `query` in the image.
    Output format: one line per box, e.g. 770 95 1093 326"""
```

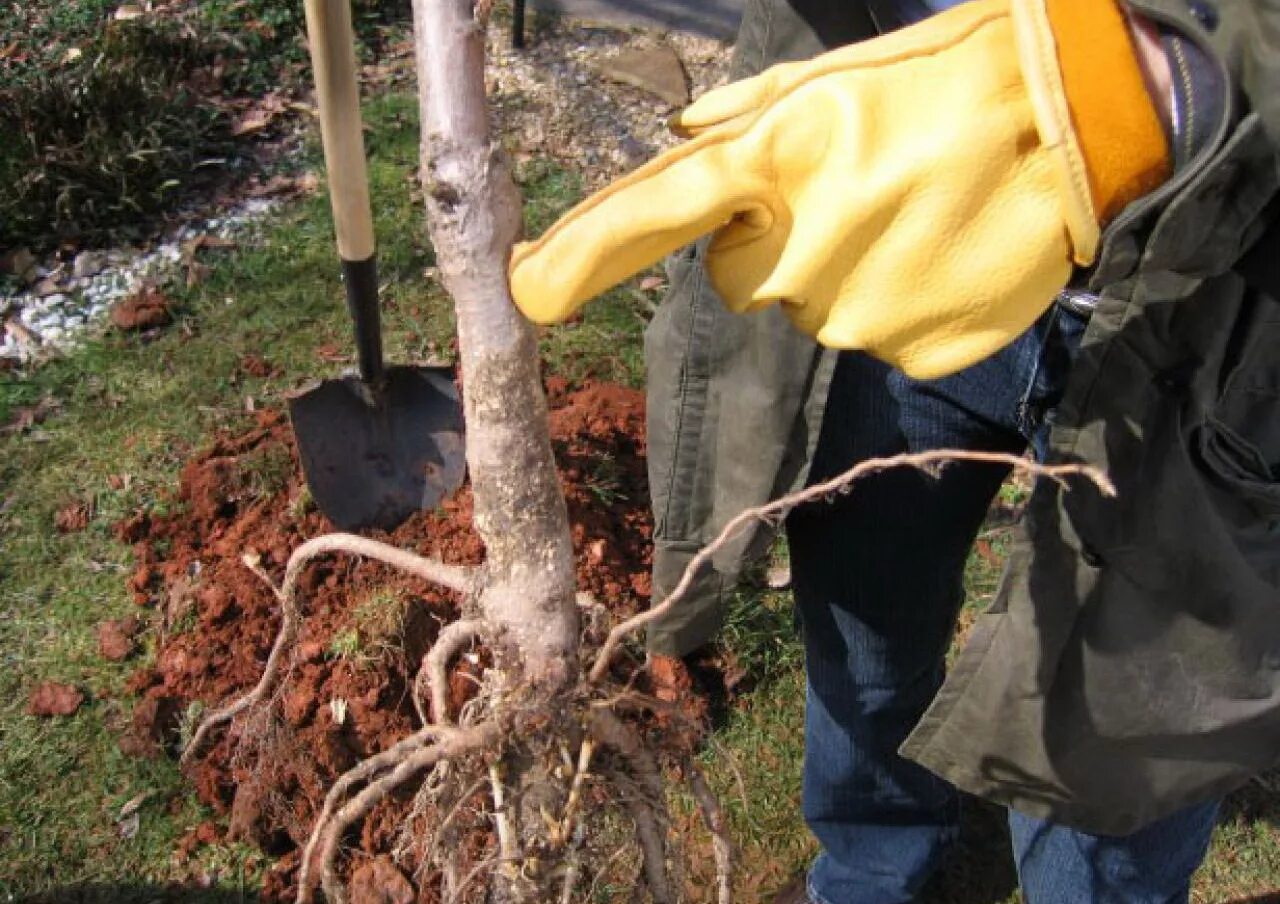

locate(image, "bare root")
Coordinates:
297 727 441 901
590 449 1115 681
417 618 486 725
687 763 732 904
181 533 477 765
590 707 673 904
306 721 503 904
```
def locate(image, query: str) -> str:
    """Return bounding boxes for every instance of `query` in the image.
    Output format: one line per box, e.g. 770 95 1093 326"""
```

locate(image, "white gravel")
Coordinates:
1 197 277 365
1 16 731 368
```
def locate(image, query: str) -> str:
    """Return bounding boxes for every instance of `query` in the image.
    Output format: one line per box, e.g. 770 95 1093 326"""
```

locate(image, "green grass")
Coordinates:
0 92 435 898
3 82 1279 903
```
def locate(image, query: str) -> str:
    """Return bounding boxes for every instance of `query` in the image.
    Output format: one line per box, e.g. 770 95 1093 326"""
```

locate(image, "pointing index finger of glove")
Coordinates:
669 71 774 137
509 129 768 325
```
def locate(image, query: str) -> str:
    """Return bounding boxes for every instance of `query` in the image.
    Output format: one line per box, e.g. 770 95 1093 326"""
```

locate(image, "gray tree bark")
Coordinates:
411 0 578 689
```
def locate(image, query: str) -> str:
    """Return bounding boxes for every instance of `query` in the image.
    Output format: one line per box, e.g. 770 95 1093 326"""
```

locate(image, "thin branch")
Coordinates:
182 534 476 764
590 449 1114 681
687 762 732 904
416 618 486 725
315 721 502 904
445 856 499 904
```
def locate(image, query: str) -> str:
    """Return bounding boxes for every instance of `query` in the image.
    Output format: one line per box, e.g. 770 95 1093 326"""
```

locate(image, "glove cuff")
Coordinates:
1013 0 1170 265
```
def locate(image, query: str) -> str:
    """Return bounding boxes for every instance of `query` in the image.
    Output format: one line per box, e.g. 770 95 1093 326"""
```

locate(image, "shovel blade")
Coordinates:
288 365 465 530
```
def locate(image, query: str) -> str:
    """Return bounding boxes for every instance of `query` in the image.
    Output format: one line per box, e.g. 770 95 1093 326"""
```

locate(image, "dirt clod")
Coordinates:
97 617 140 661
27 681 85 717
348 856 416 904
240 354 275 378
119 695 183 758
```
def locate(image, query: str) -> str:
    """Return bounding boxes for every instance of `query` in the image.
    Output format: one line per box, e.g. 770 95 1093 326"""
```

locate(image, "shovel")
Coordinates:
289 0 465 531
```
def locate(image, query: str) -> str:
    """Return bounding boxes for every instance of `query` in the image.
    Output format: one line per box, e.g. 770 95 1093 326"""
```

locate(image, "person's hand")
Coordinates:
510 0 1168 379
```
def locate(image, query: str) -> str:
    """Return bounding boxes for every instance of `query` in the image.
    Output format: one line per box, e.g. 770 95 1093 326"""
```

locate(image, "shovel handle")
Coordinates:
303 0 384 387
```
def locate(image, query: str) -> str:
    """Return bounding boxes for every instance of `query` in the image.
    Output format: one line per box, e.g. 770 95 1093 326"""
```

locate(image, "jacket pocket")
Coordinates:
1196 318 1280 517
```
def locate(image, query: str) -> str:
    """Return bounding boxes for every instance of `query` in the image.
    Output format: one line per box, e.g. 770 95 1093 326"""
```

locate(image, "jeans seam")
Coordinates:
736 0 774 77
658 251 709 535
805 875 837 904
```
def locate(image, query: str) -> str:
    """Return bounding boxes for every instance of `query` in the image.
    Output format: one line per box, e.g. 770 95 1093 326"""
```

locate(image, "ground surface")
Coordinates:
2 4 1280 904
120 382 656 900
529 0 742 39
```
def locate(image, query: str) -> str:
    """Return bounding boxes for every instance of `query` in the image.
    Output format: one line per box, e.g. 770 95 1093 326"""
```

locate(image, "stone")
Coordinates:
73 251 106 278
596 45 690 108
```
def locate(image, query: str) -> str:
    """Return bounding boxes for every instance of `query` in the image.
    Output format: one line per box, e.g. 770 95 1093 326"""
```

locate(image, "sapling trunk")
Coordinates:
412 0 578 688
412 3 583 899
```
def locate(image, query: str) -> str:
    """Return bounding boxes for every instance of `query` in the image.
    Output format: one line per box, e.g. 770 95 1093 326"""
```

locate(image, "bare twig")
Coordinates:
445 856 499 904
590 449 1114 681
417 618 486 725
687 763 732 904
182 534 476 764
314 721 502 904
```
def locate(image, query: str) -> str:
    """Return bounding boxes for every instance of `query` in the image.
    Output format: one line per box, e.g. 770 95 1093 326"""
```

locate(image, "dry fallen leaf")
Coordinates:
185 261 211 288
3 394 61 435
247 172 319 199
0 247 36 277
116 791 153 840
110 286 171 331
230 106 276 137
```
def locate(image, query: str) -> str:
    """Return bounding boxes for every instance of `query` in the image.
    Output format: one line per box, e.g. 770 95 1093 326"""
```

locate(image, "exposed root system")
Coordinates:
125 383 1110 901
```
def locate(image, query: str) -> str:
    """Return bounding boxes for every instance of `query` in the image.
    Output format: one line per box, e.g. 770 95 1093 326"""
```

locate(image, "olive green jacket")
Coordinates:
645 0 1280 833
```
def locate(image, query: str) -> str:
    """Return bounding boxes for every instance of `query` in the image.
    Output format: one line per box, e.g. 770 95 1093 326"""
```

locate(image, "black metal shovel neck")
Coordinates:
341 255 385 389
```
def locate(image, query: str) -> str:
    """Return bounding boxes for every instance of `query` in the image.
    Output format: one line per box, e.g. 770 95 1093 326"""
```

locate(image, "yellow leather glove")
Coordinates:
509 0 1168 378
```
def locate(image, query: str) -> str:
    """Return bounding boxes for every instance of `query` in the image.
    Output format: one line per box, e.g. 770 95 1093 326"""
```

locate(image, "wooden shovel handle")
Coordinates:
303 0 375 263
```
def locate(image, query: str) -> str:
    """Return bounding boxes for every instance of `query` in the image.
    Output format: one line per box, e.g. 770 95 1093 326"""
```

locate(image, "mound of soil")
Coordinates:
121 377 663 897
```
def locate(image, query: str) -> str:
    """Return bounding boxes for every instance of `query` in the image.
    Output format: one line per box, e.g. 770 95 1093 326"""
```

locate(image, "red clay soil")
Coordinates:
120 377 668 898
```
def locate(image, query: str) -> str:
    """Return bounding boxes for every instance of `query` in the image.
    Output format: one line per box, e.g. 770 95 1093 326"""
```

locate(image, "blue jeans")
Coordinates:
786 308 1220 904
